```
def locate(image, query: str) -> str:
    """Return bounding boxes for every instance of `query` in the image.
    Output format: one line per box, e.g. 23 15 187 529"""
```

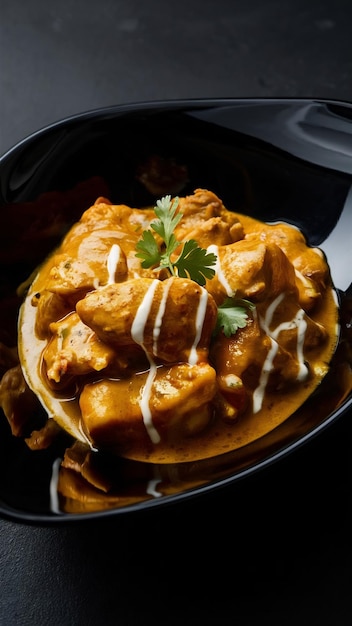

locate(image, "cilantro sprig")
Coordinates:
136 195 217 286
214 297 255 337
136 195 254 337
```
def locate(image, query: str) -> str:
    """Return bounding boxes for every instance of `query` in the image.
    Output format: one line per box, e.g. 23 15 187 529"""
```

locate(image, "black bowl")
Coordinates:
1 98 351 523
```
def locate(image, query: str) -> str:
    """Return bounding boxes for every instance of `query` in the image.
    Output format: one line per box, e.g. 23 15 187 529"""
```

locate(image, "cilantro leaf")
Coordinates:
135 230 160 268
175 239 217 286
135 195 217 286
151 195 182 248
215 298 255 337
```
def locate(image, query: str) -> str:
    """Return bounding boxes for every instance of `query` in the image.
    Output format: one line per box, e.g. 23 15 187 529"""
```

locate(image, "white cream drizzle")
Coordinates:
252 337 279 414
207 244 235 297
253 291 309 413
146 477 163 497
152 278 173 356
131 279 159 344
130 277 211 442
146 466 163 498
107 243 121 285
259 292 285 332
188 287 209 365
131 279 161 444
140 356 160 443
270 308 308 381
78 418 97 450
49 457 62 514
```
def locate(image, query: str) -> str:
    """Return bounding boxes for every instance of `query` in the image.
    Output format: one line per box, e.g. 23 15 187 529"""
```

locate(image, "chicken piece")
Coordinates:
76 276 218 364
65 198 156 281
61 441 113 492
175 189 244 245
58 441 155 513
255 294 328 354
211 292 328 396
206 240 298 304
79 362 217 450
180 216 241 248
78 197 155 231
25 419 62 450
211 316 305 395
242 217 330 310
32 290 73 339
29 198 161 339
30 198 157 322
212 373 249 423
43 312 118 384
293 270 324 313
0 365 41 436
44 233 129 295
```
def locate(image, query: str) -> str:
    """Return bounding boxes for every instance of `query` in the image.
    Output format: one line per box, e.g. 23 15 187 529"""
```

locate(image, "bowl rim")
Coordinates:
1 95 352 524
2 95 352 162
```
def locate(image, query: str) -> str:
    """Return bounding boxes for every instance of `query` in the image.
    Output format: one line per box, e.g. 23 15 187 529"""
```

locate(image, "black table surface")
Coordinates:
1 1 352 624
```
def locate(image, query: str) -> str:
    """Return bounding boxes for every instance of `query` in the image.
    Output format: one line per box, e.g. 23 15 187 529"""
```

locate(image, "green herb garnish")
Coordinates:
136 195 254 335
215 297 255 337
136 195 217 286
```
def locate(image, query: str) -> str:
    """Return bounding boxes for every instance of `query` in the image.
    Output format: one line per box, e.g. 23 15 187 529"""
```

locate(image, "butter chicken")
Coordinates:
10 188 338 467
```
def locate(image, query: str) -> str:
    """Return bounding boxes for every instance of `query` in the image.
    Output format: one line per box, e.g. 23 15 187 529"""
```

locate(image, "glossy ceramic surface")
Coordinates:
1 98 351 523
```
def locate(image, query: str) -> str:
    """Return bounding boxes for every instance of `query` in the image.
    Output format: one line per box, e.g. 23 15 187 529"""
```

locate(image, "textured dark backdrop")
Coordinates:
2 0 352 155
1 1 352 624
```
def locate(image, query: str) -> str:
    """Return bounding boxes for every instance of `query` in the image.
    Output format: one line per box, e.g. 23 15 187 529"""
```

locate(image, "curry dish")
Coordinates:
5 189 339 467
14 188 339 465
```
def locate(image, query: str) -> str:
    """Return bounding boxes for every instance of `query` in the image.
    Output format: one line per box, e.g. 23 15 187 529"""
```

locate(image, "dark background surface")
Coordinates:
1 1 352 624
